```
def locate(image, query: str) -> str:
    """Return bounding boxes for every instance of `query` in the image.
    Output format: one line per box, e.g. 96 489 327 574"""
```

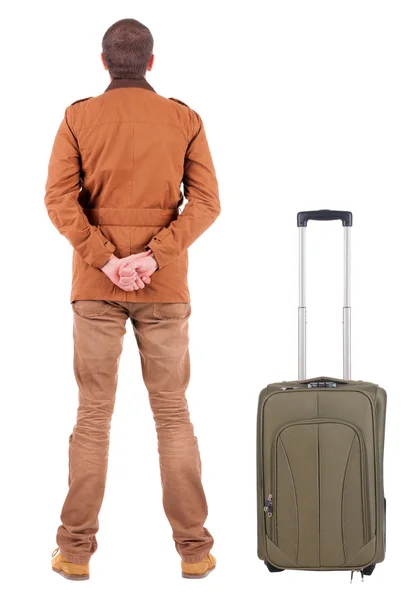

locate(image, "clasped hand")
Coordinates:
101 249 158 292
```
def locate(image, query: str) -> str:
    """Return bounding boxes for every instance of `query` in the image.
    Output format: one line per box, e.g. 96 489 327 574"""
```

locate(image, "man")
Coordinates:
45 18 220 581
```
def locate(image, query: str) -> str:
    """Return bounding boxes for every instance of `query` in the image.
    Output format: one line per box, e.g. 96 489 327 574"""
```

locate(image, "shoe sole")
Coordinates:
52 567 89 581
182 566 216 579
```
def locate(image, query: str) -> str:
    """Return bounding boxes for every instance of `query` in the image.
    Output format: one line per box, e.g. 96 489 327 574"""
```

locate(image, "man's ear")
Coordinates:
101 52 108 71
147 54 155 72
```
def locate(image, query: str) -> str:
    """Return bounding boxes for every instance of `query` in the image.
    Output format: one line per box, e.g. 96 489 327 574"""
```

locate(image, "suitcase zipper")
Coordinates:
264 494 273 517
263 494 273 539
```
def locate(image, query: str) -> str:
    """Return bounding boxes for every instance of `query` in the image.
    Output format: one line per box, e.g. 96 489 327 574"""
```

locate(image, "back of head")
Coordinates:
102 18 154 79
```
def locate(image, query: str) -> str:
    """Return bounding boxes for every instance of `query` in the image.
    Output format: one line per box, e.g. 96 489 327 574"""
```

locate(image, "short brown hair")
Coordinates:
102 19 154 79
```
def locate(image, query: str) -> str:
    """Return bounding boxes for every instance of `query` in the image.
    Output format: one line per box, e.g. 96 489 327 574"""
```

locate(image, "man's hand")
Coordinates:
101 251 153 292
118 251 159 283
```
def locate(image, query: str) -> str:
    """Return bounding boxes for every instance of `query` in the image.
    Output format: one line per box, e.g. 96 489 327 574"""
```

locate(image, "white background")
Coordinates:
1 0 419 598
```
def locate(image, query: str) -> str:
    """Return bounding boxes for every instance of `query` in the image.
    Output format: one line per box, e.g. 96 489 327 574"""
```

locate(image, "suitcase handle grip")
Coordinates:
297 210 353 227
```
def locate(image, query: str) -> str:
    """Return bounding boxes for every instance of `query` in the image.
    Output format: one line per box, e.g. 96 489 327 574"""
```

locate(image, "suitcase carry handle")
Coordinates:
297 209 353 227
299 376 350 388
298 210 352 381
299 376 349 385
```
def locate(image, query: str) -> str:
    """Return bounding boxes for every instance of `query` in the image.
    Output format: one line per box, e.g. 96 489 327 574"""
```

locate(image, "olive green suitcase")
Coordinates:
257 211 387 580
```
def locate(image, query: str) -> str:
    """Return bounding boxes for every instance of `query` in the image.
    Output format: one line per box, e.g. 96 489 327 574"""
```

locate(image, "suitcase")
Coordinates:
257 210 387 580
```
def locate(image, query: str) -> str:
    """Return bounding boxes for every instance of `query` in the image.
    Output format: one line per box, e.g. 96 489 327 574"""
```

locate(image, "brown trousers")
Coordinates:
57 300 213 565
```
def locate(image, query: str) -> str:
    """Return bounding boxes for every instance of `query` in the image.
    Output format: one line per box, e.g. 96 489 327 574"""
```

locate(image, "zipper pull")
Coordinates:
264 494 273 517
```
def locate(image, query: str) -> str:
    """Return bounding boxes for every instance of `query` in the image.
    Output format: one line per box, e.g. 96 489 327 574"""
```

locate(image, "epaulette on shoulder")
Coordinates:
169 97 189 108
71 97 92 106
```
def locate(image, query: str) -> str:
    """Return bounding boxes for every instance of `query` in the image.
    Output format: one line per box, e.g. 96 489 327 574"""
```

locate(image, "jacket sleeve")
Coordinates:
44 107 116 268
146 111 220 269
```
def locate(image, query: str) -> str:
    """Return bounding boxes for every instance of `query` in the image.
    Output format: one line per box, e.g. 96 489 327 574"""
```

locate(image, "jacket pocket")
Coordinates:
72 300 113 318
152 302 191 320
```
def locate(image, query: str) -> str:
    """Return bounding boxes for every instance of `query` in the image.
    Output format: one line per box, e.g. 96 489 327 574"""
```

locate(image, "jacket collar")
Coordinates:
105 76 156 93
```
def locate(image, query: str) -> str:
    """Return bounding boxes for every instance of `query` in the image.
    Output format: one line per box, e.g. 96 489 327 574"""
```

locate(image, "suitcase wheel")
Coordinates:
361 564 376 576
264 560 285 573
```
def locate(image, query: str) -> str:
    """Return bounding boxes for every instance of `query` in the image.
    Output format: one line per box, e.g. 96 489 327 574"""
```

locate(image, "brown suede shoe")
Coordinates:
181 553 216 579
51 548 90 581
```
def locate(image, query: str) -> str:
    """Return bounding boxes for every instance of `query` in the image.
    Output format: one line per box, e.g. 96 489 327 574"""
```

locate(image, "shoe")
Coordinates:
181 553 216 579
51 548 90 581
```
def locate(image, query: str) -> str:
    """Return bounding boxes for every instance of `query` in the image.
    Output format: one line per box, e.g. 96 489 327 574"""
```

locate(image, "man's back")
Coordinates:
75 81 193 210
45 77 220 303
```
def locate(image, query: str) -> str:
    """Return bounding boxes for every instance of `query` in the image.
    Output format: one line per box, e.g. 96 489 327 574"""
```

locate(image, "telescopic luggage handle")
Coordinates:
297 210 353 381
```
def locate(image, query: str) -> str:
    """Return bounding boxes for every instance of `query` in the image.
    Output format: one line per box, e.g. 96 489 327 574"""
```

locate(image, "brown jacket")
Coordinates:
44 77 220 303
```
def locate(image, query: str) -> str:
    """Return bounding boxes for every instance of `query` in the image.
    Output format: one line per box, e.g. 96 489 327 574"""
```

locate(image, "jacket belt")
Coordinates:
84 207 178 227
